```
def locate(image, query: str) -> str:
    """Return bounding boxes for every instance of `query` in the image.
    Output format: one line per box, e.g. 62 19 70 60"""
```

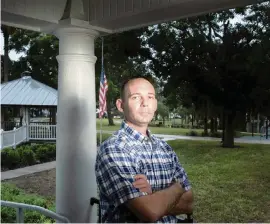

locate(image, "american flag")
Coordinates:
99 66 108 118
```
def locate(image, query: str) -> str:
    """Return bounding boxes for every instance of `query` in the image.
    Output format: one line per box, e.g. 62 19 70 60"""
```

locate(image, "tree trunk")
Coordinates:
204 110 208 135
2 26 10 83
210 117 214 133
222 111 225 142
266 118 269 139
106 100 115 126
223 112 235 148
191 113 194 128
214 117 218 132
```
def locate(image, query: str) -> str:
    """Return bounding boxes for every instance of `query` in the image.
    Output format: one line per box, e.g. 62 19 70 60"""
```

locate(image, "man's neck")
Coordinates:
126 121 148 136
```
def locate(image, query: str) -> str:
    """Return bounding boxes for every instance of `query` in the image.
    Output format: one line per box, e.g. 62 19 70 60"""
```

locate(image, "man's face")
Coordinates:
116 78 157 127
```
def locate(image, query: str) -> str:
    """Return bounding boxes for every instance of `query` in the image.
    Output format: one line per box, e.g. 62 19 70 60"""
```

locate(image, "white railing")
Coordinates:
0 200 70 223
0 126 27 149
28 124 56 140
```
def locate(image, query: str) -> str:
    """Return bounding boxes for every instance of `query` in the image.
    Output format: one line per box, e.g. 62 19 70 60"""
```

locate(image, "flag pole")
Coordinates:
99 37 104 146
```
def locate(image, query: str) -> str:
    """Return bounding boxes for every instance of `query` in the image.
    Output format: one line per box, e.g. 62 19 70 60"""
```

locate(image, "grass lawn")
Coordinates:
2 140 269 222
96 119 260 137
169 140 270 222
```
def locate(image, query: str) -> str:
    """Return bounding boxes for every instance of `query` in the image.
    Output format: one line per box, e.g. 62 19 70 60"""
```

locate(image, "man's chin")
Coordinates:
137 118 153 125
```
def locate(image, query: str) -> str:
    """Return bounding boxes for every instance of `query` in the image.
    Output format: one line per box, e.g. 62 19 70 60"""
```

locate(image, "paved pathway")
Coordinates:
100 130 270 144
1 161 56 181
1 133 269 181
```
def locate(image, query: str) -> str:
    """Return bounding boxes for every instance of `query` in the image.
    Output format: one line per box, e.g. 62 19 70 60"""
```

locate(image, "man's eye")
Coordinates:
132 96 141 100
149 96 155 99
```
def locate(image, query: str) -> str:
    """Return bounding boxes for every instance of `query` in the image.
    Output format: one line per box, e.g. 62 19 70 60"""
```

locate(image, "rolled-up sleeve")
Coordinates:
96 146 147 207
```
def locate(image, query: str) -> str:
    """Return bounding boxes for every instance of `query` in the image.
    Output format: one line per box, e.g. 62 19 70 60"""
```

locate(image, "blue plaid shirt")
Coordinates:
95 121 191 223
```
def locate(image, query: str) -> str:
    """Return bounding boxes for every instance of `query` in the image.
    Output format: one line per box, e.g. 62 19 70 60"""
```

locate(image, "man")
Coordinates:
95 76 193 223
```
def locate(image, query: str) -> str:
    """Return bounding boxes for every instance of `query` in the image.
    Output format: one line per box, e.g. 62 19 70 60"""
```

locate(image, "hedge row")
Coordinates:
1 143 56 171
1 134 112 171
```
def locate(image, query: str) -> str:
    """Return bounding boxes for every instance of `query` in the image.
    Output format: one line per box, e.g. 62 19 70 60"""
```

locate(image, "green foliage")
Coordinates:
36 146 50 163
8 30 58 88
1 134 111 170
157 102 169 120
186 130 199 136
1 183 55 223
1 144 56 171
209 132 223 138
19 146 36 166
145 3 270 147
1 148 21 170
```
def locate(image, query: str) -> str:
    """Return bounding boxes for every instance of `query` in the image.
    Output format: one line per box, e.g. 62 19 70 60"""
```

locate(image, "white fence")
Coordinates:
28 124 56 140
0 126 27 149
0 125 57 150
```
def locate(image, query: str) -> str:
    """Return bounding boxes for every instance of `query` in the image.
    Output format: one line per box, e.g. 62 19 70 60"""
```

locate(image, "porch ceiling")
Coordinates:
1 0 258 33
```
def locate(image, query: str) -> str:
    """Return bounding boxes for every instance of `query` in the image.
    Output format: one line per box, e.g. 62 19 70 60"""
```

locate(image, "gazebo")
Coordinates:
1 0 257 222
1 75 57 131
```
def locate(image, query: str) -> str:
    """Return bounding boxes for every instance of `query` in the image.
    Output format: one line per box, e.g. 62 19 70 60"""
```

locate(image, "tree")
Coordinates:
94 30 149 125
1 25 17 82
157 102 169 125
10 32 59 89
144 2 270 147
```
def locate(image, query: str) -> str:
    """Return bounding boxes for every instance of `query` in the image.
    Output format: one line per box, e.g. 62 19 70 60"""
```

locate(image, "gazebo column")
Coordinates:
54 27 99 223
21 106 30 126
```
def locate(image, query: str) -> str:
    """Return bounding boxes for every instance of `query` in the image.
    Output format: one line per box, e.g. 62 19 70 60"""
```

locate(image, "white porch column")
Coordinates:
54 27 99 223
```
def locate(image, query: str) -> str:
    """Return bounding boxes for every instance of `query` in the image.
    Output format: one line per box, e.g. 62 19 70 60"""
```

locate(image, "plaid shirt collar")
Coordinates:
121 120 154 143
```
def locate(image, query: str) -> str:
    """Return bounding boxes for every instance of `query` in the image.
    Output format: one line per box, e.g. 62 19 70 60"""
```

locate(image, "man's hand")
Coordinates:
169 190 193 215
126 182 184 222
133 174 152 194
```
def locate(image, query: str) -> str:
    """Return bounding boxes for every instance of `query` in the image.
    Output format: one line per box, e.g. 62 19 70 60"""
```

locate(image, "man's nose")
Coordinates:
141 97 149 107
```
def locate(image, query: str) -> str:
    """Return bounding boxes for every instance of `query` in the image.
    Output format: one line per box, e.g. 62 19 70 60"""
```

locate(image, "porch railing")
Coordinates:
28 124 56 140
0 200 70 223
0 126 27 149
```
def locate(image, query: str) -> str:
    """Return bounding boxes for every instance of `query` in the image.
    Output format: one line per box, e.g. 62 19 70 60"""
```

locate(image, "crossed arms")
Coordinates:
96 146 193 223
128 174 193 222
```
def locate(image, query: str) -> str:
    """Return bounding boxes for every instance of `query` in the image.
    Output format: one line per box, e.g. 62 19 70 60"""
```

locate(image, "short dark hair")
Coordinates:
120 75 155 100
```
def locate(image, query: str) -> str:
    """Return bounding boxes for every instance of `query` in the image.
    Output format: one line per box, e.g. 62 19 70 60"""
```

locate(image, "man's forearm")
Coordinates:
168 190 194 215
126 182 185 222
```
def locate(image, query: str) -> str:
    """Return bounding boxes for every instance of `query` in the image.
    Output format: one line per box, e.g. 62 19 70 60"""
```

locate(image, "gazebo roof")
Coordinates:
1 76 57 106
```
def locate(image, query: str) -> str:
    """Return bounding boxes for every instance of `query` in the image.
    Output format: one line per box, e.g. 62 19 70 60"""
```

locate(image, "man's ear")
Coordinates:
116 99 124 113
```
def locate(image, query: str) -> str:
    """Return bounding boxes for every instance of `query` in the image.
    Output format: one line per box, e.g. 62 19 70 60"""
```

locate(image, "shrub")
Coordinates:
1 143 57 170
35 146 50 163
45 144 56 161
20 147 36 166
16 146 36 166
201 131 209 137
1 183 55 223
186 130 199 136
209 132 223 138
30 144 41 153
35 144 56 162
1 148 20 170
